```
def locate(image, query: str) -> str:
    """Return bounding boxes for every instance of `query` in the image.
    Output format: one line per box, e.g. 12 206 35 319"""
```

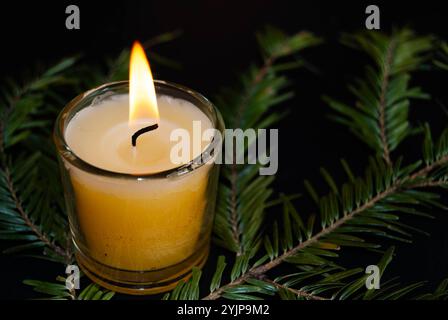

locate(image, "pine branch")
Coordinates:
203 150 448 300
0 58 79 261
1 58 78 150
434 41 448 70
163 28 448 301
262 278 328 300
0 32 182 297
77 283 115 300
2 27 448 300
172 245 448 300
326 29 433 164
163 267 202 300
214 27 321 256
2 166 67 258
0 31 180 264
378 39 397 165
24 277 115 300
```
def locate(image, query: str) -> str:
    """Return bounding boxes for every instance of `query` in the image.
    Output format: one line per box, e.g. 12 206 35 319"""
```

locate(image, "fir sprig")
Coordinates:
24 277 114 300
325 29 433 165
434 41 448 70
165 28 448 301
0 58 78 262
1 28 448 300
0 32 181 294
213 27 322 257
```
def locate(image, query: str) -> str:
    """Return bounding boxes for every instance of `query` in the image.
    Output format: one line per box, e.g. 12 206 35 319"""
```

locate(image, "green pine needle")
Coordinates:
325 28 433 165
1 28 448 301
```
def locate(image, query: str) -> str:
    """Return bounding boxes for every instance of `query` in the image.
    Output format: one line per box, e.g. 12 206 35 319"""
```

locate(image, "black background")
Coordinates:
0 0 447 299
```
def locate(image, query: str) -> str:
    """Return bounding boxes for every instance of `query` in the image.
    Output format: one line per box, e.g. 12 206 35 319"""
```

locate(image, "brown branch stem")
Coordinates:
203 156 448 300
4 167 69 259
0 76 75 262
378 39 397 166
263 278 328 300
230 142 241 255
229 56 276 255
409 155 448 181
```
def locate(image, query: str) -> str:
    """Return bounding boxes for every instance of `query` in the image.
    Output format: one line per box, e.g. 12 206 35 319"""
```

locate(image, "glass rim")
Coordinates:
53 80 225 180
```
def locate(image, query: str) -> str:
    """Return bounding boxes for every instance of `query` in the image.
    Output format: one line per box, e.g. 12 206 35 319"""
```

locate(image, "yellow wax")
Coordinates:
65 94 213 271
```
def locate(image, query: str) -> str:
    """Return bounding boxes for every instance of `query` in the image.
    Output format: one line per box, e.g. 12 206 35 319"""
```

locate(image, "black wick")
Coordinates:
131 124 159 147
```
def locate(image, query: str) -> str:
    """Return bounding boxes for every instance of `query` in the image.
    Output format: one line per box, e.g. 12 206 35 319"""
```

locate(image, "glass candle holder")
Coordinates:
54 81 224 295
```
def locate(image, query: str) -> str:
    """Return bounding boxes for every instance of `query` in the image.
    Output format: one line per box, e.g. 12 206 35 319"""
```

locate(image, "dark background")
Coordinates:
0 0 447 299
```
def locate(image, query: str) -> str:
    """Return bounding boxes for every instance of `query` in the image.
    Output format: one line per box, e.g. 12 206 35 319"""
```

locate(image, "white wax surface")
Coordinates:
65 94 212 174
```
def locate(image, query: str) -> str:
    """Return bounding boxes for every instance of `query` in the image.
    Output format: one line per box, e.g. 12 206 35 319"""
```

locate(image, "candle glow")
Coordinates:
57 40 222 295
129 41 159 126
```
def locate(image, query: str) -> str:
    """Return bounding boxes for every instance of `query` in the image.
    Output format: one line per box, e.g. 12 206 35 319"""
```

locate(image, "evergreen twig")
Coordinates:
203 156 448 300
1 28 448 301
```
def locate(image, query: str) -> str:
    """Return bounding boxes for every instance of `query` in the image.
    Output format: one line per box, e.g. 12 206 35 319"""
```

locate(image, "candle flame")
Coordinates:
129 41 159 126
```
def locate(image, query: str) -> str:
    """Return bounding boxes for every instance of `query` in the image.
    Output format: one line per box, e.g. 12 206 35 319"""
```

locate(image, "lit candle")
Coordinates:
55 42 223 294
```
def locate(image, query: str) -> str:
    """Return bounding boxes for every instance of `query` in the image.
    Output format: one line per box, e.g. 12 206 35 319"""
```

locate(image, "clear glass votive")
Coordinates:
54 80 224 295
